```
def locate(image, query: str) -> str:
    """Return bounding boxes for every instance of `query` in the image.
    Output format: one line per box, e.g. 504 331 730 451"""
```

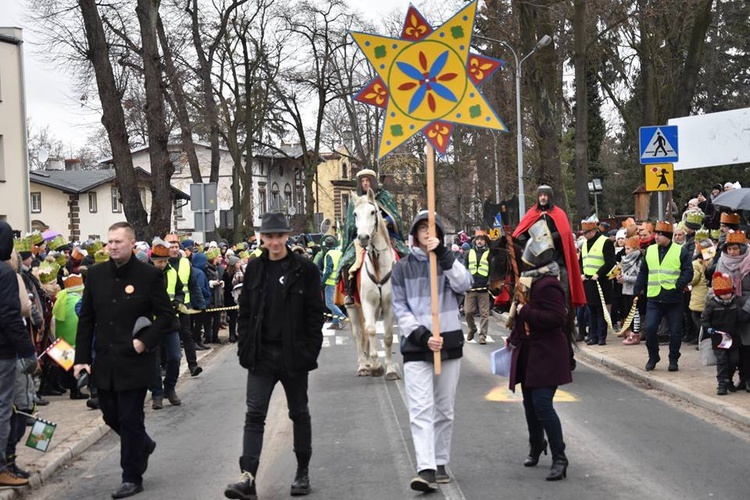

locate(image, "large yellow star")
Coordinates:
351 1 507 158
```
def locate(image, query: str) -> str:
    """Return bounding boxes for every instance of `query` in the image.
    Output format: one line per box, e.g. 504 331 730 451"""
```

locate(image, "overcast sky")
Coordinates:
1 0 448 152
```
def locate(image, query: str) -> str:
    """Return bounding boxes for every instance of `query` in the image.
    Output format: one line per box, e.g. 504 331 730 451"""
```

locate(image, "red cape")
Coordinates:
512 205 586 307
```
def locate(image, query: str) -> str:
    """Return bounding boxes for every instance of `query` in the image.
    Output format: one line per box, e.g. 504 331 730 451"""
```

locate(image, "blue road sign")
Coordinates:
639 125 678 164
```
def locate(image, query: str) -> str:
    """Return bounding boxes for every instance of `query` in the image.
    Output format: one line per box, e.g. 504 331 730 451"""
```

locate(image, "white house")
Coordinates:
110 140 307 235
29 167 189 242
0 27 31 232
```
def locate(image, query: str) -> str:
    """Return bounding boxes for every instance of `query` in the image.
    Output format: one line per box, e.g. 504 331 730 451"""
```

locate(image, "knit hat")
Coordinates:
654 221 673 235
227 255 241 268
720 212 740 226
615 229 627 240
181 239 196 250
684 211 704 230
712 272 733 296
461 242 470 251
135 250 149 263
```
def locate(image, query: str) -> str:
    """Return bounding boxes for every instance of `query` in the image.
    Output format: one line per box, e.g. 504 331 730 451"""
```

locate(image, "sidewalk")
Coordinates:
492 311 750 428
0 339 229 499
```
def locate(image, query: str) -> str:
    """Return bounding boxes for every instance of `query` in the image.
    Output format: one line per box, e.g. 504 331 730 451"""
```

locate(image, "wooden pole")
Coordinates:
426 145 441 375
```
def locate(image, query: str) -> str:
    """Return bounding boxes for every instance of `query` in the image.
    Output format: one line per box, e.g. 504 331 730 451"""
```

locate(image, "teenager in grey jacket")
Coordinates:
391 211 472 492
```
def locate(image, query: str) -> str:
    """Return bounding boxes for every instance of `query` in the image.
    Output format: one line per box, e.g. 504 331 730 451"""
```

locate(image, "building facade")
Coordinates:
0 27 31 232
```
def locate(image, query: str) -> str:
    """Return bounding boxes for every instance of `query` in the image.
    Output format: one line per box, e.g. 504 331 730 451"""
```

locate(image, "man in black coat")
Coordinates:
73 222 174 499
224 212 325 500
0 222 38 489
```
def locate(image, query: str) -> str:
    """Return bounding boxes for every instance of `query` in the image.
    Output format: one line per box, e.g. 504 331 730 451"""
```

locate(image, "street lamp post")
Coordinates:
475 34 552 216
588 178 603 218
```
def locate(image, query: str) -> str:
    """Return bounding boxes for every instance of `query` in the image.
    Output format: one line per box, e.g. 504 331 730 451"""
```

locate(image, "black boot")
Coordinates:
717 381 728 396
546 456 568 481
344 275 356 306
524 439 548 467
290 467 310 496
224 457 257 500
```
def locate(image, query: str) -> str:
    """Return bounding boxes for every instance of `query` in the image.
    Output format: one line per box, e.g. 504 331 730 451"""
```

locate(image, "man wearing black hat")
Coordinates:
225 212 325 499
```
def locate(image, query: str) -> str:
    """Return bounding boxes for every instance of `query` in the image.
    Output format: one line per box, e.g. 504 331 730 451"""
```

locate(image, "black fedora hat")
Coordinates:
260 212 291 234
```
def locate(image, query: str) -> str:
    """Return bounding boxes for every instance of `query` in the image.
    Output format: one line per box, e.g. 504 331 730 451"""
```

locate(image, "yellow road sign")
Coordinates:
488 227 502 240
645 163 674 191
485 386 578 402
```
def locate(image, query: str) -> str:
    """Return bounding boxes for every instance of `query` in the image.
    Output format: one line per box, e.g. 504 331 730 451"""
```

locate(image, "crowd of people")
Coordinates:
1 175 749 497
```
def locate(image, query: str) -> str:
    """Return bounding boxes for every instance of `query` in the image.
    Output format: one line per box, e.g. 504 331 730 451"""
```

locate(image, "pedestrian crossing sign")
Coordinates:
639 125 678 164
645 163 674 191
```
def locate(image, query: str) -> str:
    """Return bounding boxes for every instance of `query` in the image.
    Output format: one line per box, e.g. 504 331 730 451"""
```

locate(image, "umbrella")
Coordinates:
42 229 61 241
710 188 750 211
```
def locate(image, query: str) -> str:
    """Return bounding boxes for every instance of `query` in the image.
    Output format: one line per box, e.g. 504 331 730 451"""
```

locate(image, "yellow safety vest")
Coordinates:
324 249 342 286
645 243 682 297
468 248 489 277
581 235 606 277
165 266 178 300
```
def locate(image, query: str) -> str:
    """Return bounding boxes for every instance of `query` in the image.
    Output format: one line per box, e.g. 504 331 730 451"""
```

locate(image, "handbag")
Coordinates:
490 346 512 377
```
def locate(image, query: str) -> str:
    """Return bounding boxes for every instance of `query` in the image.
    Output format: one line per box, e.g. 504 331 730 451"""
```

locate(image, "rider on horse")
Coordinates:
340 168 409 305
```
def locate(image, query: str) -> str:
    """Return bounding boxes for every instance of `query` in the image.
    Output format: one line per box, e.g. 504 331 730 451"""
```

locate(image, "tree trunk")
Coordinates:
157 15 202 184
78 0 149 239
573 0 590 220
672 0 714 117
136 0 173 238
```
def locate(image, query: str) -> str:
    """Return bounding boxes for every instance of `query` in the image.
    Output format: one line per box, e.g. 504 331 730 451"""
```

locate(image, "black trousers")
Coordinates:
178 313 199 368
241 344 311 475
98 387 153 485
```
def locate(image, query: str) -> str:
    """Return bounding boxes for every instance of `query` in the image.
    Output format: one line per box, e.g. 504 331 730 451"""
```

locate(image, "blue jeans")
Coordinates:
522 385 566 458
644 299 683 362
150 331 182 397
0 359 16 469
324 285 345 325
242 345 311 474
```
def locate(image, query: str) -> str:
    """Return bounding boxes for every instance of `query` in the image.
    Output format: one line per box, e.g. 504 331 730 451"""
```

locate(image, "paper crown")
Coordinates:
655 221 673 234
694 229 710 242
49 235 68 251
37 261 60 284
13 238 32 254
640 222 654 233
71 246 86 260
27 230 44 246
205 248 221 260
625 236 641 249
239 250 250 259
63 274 84 289
720 212 740 225
712 272 733 295
725 230 747 245
150 237 170 258
581 221 598 231
94 248 110 263
684 212 704 228
84 240 104 253
710 229 721 241
49 251 67 268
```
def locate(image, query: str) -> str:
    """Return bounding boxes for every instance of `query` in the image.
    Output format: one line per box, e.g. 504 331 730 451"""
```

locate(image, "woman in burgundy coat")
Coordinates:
507 254 572 481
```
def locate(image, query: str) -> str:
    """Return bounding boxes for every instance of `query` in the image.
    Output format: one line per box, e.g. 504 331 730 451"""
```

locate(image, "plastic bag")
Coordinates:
699 338 717 366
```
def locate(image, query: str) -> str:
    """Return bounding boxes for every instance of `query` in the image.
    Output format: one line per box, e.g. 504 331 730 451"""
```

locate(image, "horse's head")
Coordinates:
353 188 381 248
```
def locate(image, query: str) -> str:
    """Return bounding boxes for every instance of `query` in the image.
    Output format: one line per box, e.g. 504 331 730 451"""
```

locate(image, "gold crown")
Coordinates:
37 261 60 284
27 230 44 246
94 248 110 263
712 272 733 295
685 212 704 225
13 238 32 253
655 221 673 233
726 230 747 245
63 274 84 289
694 229 710 242
720 212 740 225
205 248 221 260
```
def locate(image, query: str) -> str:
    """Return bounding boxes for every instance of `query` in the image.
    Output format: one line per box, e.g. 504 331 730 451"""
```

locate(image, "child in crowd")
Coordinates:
619 236 644 345
701 273 740 395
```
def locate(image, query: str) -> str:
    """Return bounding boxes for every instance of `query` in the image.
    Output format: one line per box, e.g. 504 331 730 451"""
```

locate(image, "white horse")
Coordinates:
346 189 400 380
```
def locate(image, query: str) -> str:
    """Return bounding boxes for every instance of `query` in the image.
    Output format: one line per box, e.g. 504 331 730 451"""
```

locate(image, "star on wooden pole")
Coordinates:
351 1 507 158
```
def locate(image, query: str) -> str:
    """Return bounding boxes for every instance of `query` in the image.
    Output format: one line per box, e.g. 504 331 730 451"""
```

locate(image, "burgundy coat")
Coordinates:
508 275 572 391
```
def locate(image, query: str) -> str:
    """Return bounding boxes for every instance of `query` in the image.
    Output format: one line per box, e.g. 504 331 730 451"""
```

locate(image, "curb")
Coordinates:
575 347 750 428
0 344 228 499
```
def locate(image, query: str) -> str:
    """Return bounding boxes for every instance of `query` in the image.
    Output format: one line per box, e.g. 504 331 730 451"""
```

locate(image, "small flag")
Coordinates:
24 414 57 452
40 338 76 371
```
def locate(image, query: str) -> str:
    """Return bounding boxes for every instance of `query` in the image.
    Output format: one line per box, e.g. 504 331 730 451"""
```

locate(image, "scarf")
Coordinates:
620 250 641 279
716 247 748 295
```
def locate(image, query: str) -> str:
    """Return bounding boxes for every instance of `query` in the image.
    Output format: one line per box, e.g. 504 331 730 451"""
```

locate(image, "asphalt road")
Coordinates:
26 319 750 500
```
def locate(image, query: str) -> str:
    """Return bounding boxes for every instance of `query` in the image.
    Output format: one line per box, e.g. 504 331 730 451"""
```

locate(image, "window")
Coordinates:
111 187 121 213
30 192 41 213
341 160 349 179
271 182 280 211
88 192 98 213
258 188 267 215
284 183 292 210
173 199 184 220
